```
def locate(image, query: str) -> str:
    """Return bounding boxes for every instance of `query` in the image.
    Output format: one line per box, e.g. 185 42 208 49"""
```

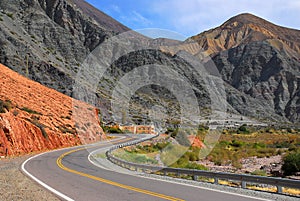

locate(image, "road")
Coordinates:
23 135 267 201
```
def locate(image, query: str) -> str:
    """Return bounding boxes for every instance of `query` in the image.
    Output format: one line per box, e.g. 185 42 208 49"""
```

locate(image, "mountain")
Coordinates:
98 13 300 124
190 13 300 58
0 63 104 156
0 0 129 96
188 13 300 123
0 0 299 125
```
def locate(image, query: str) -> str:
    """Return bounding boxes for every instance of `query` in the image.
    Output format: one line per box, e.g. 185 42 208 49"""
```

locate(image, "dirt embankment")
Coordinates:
0 63 105 156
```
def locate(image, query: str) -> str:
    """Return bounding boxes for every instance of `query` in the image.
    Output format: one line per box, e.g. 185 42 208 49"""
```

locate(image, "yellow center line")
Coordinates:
56 141 185 201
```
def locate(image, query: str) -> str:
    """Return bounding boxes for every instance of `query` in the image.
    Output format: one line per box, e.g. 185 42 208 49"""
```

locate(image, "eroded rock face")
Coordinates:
188 13 300 123
190 13 300 58
0 0 299 125
0 0 128 96
0 112 80 155
211 36 300 123
0 64 105 156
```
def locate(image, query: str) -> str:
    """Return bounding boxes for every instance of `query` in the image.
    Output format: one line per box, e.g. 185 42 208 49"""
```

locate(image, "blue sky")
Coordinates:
86 0 300 40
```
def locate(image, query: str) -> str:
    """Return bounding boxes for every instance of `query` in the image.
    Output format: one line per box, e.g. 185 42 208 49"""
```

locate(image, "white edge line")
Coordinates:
88 147 271 201
88 148 111 171
21 136 126 201
21 152 75 201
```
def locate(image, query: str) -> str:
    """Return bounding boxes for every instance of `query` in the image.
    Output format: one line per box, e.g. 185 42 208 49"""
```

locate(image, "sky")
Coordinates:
86 0 300 40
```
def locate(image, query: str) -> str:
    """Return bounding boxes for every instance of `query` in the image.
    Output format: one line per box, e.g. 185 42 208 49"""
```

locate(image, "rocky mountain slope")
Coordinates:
189 13 300 123
0 0 129 96
0 0 299 124
0 64 104 156
95 13 300 124
190 13 300 57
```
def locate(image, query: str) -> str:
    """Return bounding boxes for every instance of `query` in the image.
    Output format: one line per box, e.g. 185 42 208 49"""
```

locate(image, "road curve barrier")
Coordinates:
106 134 300 196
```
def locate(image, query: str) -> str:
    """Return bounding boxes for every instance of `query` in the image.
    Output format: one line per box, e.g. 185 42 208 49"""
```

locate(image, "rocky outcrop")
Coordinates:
123 13 300 123
190 13 300 58
183 13 300 123
0 0 298 125
0 0 128 96
0 112 80 156
0 64 105 156
212 41 300 122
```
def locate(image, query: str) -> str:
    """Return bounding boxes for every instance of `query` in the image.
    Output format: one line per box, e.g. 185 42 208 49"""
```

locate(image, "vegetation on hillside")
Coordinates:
282 151 300 176
112 124 300 176
0 99 12 113
102 126 123 134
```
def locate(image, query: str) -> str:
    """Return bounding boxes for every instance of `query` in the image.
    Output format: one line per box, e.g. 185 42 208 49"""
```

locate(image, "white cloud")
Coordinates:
131 11 153 26
150 0 300 36
111 5 121 13
119 10 153 28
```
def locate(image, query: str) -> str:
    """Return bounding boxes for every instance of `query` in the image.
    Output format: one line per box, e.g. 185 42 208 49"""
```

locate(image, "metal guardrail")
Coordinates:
106 135 300 195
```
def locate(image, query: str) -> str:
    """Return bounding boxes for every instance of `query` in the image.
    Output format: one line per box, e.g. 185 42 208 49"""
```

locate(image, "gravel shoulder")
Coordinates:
0 156 60 201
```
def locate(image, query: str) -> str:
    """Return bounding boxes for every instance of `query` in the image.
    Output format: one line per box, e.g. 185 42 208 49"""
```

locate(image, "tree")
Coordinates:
237 124 249 134
282 152 300 176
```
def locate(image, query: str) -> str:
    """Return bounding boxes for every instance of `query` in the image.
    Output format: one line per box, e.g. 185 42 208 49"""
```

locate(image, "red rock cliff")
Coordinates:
0 64 105 156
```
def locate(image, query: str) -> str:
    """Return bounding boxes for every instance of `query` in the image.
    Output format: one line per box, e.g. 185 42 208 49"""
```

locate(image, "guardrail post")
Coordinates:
241 181 246 189
193 175 198 181
277 186 283 194
214 177 219 185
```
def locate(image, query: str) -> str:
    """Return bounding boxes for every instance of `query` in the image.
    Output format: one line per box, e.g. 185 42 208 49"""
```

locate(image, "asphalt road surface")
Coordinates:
23 135 267 201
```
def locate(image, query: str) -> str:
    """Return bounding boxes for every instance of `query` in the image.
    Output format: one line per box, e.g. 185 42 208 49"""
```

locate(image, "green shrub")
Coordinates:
103 126 123 134
185 151 199 161
21 107 41 115
282 152 300 176
0 100 12 113
185 162 208 170
265 127 274 133
171 156 207 170
198 124 209 131
12 110 19 116
153 142 169 150
29 119 48 139
239 125 247 132
6 13 13 19
232 159 242 169
61 115 71 120
39 125 48 139
56 56 63 62
273 141 290 148
230 140 245 147
237 124 250 134
114 150 157 165
252 142 266 149
171 157 189 168
166 128 178 138
219 141 230 146
288 144 298 152
251 170 267 176
59 126 76 134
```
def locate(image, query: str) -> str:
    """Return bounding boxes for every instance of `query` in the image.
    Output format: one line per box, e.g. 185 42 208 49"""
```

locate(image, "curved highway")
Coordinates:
22 135 268 201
